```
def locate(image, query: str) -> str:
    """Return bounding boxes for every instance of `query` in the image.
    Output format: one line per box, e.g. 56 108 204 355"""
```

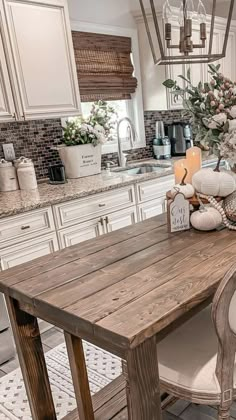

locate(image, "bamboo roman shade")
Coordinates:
72 31 138 102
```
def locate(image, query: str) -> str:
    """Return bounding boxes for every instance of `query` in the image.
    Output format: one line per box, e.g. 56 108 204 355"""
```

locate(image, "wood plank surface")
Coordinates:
37 228 217 308
97 244 236 347
0 216 166 291
7 225 177 301
1 216 235 352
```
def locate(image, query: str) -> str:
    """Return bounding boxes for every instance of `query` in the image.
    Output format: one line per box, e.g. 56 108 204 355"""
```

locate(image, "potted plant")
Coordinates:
163 64 236 173
59 101 117 178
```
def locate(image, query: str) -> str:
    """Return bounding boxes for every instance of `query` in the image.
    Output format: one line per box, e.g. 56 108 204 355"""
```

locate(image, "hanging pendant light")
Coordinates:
139 0 235 65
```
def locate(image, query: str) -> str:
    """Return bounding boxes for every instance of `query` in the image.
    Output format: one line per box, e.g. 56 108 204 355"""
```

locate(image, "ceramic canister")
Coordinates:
0 159 19 192
17 158 38 190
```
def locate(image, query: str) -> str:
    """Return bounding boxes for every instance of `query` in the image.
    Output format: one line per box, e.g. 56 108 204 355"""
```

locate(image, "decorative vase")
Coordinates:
57 144 102 179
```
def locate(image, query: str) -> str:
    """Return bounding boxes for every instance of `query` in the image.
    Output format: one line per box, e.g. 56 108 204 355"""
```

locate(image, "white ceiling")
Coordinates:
129 0 236 19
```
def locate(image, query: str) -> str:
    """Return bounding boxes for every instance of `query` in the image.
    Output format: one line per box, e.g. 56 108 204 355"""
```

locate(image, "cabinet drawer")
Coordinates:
53 186 135 229
137 175 174 203
0 207 55 249
138 198 166 221
0 233 59 270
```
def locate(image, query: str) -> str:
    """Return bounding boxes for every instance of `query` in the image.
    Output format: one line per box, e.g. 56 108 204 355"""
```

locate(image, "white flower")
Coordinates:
94 124 105 134
230 105 236 118
206 113 227 129
219 130 236 164
229 120 236 133
97 133 107 144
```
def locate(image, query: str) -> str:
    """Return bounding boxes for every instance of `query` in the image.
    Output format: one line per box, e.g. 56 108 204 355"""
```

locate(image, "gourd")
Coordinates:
192 168 236 198
171 169 195 199
190 206 222 231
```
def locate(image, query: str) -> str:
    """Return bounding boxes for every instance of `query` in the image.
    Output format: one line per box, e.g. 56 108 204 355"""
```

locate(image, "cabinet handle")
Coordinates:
105 216 109 225
12 112 16 120
22 112 26 121
99 217 104 227
98 203 106 208
21 225 30 230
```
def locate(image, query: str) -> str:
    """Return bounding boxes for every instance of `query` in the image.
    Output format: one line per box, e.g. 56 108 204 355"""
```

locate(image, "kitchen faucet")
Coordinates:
117 117 136 167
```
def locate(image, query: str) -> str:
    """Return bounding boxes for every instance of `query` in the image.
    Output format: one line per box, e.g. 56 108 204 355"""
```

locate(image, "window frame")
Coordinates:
69 19 146 154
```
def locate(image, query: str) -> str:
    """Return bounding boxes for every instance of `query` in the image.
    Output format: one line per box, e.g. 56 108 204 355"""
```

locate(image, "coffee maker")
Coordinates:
167 123 193 156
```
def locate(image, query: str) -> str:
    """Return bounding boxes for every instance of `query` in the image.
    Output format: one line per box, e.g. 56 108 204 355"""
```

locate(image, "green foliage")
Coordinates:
163 64 236 152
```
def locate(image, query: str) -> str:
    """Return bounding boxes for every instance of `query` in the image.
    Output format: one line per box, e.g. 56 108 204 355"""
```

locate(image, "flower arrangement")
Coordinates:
163 64 236 167
62 101 118 147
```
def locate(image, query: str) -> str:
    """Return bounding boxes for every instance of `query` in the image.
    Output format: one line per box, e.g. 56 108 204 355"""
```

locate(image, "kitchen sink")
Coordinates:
112 163 171 176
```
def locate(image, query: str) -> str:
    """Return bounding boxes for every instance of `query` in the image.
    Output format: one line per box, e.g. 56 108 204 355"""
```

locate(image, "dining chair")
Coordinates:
157 263 236 420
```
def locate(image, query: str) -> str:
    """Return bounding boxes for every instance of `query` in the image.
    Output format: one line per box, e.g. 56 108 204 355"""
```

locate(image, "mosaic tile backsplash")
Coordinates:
0 110 190 179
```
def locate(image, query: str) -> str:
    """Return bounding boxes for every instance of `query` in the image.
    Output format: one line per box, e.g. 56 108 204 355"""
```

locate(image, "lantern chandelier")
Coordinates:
139 0 235 65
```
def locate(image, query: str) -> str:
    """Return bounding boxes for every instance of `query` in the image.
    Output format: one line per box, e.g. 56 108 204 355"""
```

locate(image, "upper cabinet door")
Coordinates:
0 19 16 121
2 0 81 120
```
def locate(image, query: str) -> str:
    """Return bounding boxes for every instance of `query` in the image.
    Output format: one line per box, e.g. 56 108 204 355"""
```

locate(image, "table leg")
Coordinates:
6 296 56 420
65 332 94 420
126 336 162 420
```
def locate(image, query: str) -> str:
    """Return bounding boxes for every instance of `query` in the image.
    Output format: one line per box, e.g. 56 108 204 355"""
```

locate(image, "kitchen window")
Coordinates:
68 22 145 154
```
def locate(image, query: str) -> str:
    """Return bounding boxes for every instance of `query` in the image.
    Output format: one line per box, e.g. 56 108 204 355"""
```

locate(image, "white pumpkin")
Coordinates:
190 207 222 231
171 168 195 198
192 168 236 197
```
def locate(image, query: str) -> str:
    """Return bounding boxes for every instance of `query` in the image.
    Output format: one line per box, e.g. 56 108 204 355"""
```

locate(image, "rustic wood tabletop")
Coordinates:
0 214 235 420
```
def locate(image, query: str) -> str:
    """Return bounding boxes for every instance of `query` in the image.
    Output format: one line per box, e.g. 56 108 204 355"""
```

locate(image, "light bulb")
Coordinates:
163 0 172 23
178 2 184 26
197 0 206 23
184 0 195 20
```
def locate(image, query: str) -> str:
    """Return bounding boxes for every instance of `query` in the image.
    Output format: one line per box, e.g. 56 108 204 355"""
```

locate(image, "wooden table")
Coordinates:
0 214 235 420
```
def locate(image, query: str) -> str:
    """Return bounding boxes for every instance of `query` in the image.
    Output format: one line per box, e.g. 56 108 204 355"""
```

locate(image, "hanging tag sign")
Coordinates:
167 192 190 233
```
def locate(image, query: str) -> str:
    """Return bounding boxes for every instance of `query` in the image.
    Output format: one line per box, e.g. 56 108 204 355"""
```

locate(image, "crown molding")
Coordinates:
132 5 236 30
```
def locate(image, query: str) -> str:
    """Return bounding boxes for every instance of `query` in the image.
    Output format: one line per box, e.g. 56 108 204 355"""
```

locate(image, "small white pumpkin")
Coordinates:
190 207 222 231
192 168 236 197
171 168 195 199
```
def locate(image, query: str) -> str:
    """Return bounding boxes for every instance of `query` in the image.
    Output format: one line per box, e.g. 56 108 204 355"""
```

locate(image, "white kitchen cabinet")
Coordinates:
1 0 81 120
0 232 59 270
0 16 16 122
138 197 166 221
58 217 104 249
105 206 137 233
53 186 135 229
0 207 55 249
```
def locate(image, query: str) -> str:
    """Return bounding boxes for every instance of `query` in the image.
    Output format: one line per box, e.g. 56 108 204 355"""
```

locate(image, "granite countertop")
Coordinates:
0 157 220 219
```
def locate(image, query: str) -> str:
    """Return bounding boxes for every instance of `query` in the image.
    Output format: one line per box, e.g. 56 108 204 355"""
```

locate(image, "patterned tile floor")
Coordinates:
1 321 236 420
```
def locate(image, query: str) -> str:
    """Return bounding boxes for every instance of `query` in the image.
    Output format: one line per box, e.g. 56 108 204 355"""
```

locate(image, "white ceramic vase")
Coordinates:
58 144 102 179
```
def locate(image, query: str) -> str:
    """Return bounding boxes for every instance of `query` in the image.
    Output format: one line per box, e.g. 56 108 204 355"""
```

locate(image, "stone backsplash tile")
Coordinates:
0 110 190 179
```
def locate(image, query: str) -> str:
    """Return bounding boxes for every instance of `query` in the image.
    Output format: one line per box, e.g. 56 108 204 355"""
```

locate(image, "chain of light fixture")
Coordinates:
139 0 235 65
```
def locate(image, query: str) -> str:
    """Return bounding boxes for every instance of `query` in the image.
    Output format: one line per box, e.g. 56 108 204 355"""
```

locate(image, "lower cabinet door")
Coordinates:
0 293 9 332
138 198 166 221
0 233 59 270
105 207 137 233
58 217 104 249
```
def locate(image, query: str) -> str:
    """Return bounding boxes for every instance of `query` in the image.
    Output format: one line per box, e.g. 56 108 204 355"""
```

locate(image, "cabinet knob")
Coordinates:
21 225 30 230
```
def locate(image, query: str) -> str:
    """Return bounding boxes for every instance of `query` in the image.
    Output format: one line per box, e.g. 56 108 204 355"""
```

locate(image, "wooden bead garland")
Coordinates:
197 194 236 231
